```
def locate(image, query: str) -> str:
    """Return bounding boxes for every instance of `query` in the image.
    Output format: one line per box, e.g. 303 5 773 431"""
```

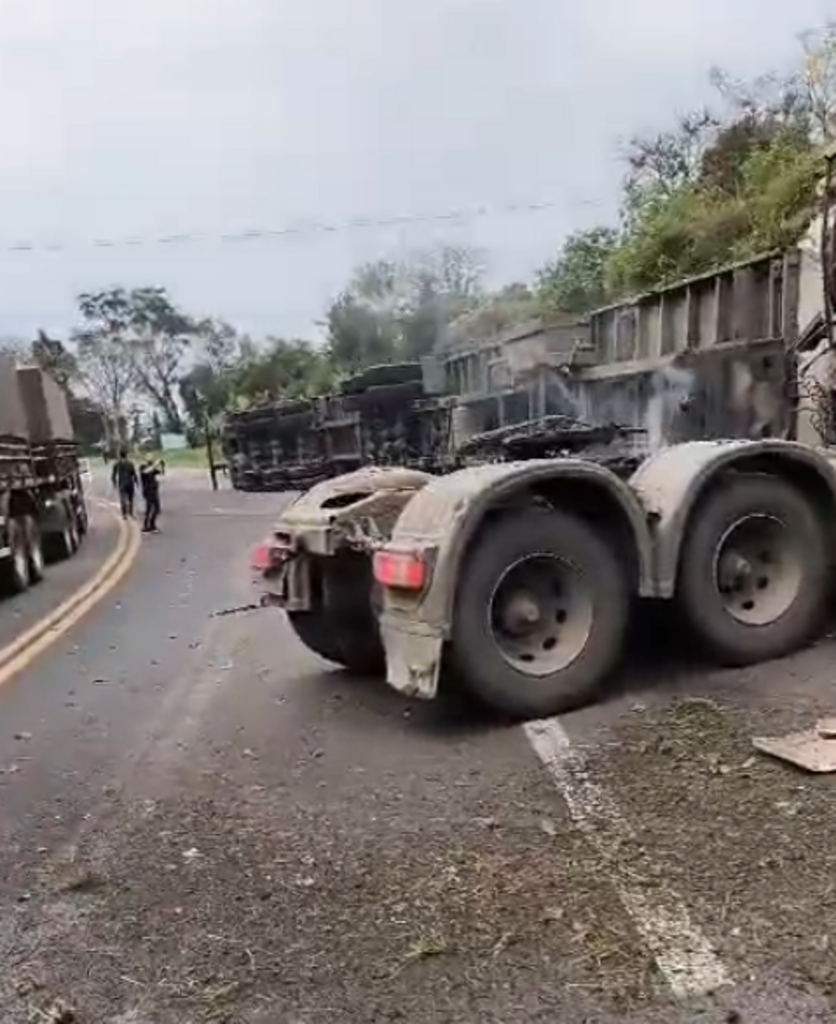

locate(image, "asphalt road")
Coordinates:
0 501 120 653
1 474 836 1023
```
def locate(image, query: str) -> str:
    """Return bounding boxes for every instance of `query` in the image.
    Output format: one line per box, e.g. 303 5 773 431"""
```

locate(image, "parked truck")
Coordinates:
0 357 87 594
254 219 836 719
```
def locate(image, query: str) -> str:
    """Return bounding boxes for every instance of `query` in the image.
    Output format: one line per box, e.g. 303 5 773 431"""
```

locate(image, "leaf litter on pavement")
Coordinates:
582 697 836 1007
0 779 666 1023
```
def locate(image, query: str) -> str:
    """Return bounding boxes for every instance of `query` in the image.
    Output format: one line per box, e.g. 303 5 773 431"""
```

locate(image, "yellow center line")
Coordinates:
0 502 142 686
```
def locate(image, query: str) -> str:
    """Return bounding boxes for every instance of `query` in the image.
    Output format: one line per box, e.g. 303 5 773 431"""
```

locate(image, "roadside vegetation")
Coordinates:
3 22 835 455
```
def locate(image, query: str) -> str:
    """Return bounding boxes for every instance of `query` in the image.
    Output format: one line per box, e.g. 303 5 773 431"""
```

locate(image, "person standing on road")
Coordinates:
111 450 138 519
140 457 163 533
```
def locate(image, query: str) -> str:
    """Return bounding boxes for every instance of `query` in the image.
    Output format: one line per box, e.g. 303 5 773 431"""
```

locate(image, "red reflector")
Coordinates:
250 542 272 572
373 550 426 590
251 536 289 572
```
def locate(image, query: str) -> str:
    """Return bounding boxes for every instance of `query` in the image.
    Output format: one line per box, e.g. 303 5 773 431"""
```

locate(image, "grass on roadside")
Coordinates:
145 447 211 469
92 446 214 470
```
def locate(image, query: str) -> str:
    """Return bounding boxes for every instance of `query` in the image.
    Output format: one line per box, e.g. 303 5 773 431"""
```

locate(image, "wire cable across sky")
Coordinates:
0 197 602 256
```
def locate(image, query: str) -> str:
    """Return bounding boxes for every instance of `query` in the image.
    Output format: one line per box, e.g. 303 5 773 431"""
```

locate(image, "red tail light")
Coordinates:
250 541 273 572
373 550 426 591
250 537 288 574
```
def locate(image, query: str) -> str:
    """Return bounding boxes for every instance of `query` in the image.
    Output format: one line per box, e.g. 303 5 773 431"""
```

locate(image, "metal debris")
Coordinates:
209 601 266 619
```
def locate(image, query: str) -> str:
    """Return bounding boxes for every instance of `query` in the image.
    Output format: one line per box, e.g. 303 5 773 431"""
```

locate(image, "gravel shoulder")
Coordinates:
569 630 836 1019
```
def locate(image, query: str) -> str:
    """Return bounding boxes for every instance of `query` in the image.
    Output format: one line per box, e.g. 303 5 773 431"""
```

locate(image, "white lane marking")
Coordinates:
524 717 731 1000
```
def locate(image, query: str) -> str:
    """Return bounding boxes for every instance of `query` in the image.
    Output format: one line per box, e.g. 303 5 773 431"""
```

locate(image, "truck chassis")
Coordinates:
255 440 836 719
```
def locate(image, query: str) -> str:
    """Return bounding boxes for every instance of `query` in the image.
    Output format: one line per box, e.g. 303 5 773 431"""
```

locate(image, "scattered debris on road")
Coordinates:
753 716 836 772
208 601 266 619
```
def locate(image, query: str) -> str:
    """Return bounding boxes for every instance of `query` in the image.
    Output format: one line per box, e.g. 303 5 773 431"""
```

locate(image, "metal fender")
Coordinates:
629 439 836 597
378 458 655 699
275 465 435 555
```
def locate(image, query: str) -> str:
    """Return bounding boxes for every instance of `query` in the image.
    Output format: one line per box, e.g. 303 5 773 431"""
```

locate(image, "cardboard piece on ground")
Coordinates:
753 718 836 773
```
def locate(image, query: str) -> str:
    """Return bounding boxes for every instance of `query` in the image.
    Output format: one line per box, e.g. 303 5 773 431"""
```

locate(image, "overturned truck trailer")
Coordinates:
223 398 322 492
223 364 456 492
257 243 836 720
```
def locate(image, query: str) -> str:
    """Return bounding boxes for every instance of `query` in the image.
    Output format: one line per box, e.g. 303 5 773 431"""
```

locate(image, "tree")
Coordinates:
233 338 335 404
326 291 400 372
77 287 195 433
622 109 718 219
30 331 80 391
442 283 541 349
325 245 484 370
179 319 244 429
73 292 138 448
537 227 619 314
585 24 836 298
124 287 195 431
800 23 836 141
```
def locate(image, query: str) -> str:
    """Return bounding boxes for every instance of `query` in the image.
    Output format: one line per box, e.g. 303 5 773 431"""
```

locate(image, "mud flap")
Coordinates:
380 619 443 700
262 553 312 613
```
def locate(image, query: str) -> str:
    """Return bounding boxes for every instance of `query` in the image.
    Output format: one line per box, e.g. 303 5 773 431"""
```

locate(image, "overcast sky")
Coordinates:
0 0 833 343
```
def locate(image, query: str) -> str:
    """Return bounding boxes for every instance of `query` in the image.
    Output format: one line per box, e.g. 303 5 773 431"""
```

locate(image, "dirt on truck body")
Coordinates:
255 240 836 719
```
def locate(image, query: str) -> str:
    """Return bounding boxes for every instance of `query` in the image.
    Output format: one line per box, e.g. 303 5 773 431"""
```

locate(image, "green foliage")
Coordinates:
326 291 401 372
325 246 484 370
74 286 196 435
535 24 836 309
607 131 820 294
234 337 336 404
31 331 79 391
445 283 541 347
537 228 619 313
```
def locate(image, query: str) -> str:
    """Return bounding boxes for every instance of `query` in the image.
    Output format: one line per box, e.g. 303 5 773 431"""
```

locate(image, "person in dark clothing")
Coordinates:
111 450 138 519
140 458 163 533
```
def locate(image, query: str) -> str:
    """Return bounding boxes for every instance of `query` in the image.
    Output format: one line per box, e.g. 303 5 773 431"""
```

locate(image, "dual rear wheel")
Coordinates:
2 500 83 595
4 515 45 595
447 476 829 719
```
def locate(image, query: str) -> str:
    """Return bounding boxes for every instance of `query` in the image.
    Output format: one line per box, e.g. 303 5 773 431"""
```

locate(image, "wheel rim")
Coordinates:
712 513 802 626
488 553 594 677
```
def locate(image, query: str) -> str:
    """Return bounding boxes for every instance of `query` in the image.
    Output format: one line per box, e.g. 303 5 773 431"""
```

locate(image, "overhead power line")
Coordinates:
0 197 601 256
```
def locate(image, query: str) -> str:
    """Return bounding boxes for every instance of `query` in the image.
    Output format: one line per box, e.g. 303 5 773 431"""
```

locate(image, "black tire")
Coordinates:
450 508 630 719
287 609 383 672
4 519 31 594
677 475 828 666
287 610 347 665
286 554 384 674
23 515 45 583
75 502 89 538
322 554 384 673
55 511 79 561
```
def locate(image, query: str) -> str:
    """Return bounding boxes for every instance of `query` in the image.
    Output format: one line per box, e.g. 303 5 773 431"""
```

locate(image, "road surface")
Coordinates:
1 474 835 1023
